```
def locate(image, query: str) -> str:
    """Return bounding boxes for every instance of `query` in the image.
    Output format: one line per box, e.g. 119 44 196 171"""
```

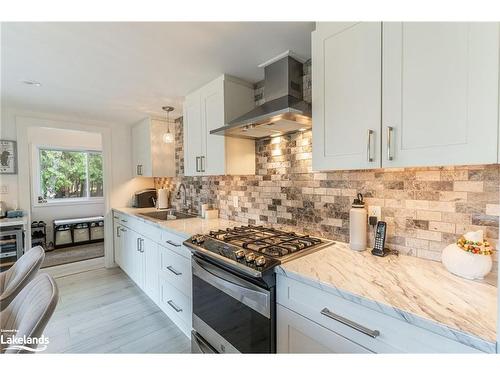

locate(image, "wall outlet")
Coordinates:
233 195 238 208
368 205 381 223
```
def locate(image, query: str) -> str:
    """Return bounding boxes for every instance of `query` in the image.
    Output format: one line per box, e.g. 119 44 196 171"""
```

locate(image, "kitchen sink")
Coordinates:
138 209 198 221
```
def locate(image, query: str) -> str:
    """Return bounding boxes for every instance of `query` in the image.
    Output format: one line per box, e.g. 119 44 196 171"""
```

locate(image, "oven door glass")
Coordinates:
192 256 273 353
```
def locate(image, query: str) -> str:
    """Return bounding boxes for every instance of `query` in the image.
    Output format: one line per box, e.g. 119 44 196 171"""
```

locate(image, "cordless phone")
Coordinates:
371 221 388 257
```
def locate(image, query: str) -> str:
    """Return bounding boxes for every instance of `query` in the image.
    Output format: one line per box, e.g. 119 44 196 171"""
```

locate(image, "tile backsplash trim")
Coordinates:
155 118 499 262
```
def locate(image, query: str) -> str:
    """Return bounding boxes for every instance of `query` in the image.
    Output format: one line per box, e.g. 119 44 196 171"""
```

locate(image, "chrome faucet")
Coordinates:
175 183 191 212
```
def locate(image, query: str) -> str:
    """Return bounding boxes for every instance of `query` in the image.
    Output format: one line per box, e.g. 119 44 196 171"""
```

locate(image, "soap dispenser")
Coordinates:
349 193 367 251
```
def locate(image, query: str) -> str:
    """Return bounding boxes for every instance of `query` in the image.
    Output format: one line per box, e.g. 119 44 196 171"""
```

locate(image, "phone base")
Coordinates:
371 248 393 257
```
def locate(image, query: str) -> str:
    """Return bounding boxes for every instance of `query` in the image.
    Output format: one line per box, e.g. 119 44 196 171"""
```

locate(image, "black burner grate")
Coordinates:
208 225 323 258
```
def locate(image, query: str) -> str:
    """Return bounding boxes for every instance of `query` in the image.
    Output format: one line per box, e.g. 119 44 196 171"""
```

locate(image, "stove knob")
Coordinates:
245 252 256 263
235 249 245 259
192 235 205 245
255 256 266 267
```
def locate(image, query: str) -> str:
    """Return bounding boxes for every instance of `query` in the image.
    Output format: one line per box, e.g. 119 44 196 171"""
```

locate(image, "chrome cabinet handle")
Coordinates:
200 156 205 172
113 216 119 219
141 238 144 253
166 240 181 247
137 238 141 252
386 126 394 161
367 129 374 162
120 219 127 223
167 300 183 313
321 308 380 338
195 157 200 172
137 164 143 175
116 226 121 237
120 228 127 232
166 265 182 276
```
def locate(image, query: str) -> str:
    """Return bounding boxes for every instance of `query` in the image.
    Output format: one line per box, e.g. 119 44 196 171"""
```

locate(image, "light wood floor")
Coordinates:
41 258 191 353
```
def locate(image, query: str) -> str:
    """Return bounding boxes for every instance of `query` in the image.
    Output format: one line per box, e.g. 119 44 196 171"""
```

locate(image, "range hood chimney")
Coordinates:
210 51 312 139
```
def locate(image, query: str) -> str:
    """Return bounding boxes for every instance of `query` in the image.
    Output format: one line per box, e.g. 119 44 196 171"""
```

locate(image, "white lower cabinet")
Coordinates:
277 275 481 353
113 212 192 338
277 305 371 353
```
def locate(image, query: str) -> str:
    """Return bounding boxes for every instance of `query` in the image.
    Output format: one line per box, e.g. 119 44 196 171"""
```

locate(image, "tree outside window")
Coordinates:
39 149 103 200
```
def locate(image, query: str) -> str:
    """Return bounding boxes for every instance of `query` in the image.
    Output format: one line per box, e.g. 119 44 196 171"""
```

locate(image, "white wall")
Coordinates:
27 127 104 244
0 106 154 266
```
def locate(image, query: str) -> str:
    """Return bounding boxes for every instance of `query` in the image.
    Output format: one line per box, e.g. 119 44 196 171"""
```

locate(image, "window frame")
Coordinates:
33 145 104 206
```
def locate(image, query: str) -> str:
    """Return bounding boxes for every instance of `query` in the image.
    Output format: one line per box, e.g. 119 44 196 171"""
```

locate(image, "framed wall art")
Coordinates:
0 140 18 174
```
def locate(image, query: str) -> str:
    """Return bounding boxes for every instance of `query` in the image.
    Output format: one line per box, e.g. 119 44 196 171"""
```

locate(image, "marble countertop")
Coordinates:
113 207 242 238
277 242 497 353
0 216 28 228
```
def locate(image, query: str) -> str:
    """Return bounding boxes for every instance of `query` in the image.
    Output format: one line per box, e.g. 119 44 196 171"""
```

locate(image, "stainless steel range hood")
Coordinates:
210 52 311 139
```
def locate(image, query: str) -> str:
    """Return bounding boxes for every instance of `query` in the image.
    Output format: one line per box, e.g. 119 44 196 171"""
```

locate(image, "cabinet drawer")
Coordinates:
277 275 480 353
159 245 192 297
277 304 371 353
160 231 191 259
159 277 192 336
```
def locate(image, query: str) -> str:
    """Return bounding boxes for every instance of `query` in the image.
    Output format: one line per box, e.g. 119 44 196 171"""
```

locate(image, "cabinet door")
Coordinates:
132 119 152 177
382 22 499 167
201 79 225 176
143 237 159 303
312 22 382 171
277 305 371 353
119 226 132 276
183 91 204 176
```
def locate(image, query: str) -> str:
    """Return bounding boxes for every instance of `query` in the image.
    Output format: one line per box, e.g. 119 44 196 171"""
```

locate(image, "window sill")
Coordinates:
32 198 104 208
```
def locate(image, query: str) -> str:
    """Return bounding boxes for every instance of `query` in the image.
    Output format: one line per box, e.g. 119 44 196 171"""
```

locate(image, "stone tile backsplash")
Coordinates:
155 118 499 262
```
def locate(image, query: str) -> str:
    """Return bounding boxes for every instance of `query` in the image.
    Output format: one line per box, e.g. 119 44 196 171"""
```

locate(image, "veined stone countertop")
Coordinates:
276 242 498 353
113 207 242 238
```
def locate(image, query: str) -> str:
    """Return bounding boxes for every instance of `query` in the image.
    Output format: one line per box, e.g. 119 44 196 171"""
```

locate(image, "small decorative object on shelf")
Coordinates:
442 230 495 280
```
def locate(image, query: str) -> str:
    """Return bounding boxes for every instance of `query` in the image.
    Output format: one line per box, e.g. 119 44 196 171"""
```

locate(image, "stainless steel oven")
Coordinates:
191 255 276 353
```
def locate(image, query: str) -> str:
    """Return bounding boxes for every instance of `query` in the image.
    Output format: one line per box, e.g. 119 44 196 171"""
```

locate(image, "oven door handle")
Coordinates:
192 257 270 318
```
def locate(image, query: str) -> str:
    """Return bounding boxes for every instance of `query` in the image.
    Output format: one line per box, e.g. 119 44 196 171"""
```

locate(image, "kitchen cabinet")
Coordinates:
312 22 500 171
132 117 175 177
277 305 371 353
277 274 481 353
112 210 192 338
183 74 256 176
382 22 499 167
312 22 382 171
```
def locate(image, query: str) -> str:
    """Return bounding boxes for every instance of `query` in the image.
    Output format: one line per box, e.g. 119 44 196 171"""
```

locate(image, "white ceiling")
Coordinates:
1 22 314 125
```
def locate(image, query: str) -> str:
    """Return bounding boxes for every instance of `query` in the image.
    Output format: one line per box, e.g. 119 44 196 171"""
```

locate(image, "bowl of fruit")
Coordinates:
441 230 494 280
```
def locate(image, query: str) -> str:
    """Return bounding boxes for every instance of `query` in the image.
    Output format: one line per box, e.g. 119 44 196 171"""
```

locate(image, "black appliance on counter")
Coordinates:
184 225 332 353
132 188 157 208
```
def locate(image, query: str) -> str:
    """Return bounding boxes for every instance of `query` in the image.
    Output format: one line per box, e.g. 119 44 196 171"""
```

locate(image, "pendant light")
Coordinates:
162 106 175 144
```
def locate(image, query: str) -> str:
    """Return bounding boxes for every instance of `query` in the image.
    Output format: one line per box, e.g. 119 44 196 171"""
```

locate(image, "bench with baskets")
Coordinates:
53 216 104 249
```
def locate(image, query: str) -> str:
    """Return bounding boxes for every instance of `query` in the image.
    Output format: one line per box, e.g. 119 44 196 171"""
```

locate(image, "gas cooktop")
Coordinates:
184 225 332 278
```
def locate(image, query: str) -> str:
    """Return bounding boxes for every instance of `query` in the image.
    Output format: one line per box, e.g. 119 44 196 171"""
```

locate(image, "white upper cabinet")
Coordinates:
313 22 499 171
312 22 382 171
183 74 256 176
132 117 176 177
382 22 499 167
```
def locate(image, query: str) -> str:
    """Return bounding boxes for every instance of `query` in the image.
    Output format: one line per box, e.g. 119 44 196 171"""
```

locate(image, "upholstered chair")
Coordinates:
0 246 45 310
0 273 59 354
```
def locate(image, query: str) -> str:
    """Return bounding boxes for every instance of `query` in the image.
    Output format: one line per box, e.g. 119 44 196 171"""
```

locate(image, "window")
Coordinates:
38 148 103 201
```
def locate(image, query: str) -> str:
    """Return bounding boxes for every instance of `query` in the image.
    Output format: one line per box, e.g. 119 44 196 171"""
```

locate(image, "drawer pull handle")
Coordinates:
167 300 183 313
166 265 182 276
120 228 127 232
121 219 128 223
320 308 380 338
113 216 119 219
166 240 181 247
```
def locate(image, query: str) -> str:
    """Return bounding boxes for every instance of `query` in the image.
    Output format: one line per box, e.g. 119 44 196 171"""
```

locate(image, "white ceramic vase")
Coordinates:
441 243 492 280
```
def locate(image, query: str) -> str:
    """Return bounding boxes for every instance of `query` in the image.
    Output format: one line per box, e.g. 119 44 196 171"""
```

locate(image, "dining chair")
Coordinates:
0 246 45 310
0 273 59 354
